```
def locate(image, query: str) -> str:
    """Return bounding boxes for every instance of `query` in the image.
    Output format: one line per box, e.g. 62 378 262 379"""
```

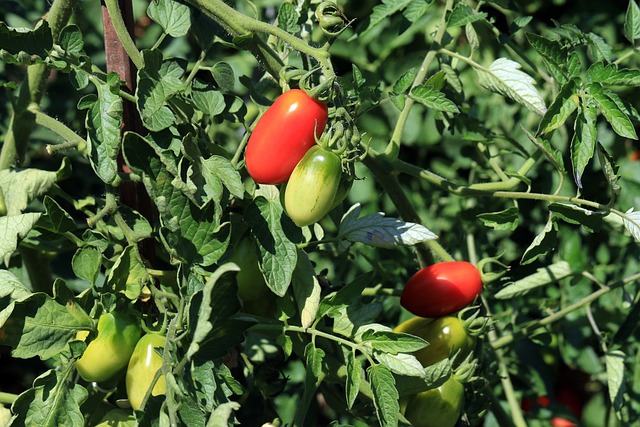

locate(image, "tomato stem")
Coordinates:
0 392 18 405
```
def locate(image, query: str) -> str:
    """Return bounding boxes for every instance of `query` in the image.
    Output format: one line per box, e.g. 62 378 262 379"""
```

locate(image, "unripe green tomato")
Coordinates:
231 236 270 303
126 333 166 410
393 316 474 367
76 311 142 383
284 145 342 227
404 377 465 427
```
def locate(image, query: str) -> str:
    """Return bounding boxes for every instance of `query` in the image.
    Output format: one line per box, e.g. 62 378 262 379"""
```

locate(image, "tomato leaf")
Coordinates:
368 364 399 427
71 247 102 287
189 79 225 116
410 85 460 113
526 33 570 84
0 270 31 328
245 192 299 297
375 351 425 377
588 83 638 139
0 165 65 216
207 402 241 427
447 3 487 28
537 79 579 135
495 261 572 299
0 213 42 264
477 207 520 231
338 203 437 248
147 0 191 37
0 20 52 64
571 98 598 188
606 350 628 422
521 215 558 265
292 249 321 330
477 58 547 116
549 203 605 232
596 142 621 198
622 208 640 243
345 348 363 409
625 0 640 43
107 245 151 300
10 366 88 427
295 343 326 426
360 329 428 354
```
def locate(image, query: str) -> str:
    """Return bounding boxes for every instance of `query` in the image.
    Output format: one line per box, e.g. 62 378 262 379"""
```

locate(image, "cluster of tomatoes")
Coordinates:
395 261 484 427
75 311 166 411
244 89 348 227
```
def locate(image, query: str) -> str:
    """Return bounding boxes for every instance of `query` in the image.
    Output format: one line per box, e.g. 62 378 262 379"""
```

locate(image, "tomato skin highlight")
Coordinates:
284 145 342 227
126 333 167 411
400 261 482 318
393 316 474 367
75 311 142 383
403 377 465 427
245 89 328 185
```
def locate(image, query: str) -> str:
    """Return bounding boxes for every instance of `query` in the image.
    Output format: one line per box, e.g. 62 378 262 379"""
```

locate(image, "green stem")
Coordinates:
491 272 640 349
86 192 118 228
361 286 402 297
438 48 489 72
34 110 88 154
0 392 18 405
103 0 144 69
362 153 438 267
385 0 454 159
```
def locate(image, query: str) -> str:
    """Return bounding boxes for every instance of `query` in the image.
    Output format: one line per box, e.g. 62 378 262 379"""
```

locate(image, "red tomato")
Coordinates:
245 89 328 184
400 261 482 318
551 417 577 427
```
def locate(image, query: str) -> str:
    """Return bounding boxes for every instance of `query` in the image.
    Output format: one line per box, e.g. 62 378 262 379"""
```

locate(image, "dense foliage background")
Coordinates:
1 0 640 426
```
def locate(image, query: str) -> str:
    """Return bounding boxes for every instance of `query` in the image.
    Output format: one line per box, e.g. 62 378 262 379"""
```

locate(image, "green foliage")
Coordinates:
1 0 640 426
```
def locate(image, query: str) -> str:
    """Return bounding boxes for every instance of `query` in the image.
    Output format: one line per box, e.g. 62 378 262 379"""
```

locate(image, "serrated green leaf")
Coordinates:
403 0 432 22
368 364 399 427
622 208 640 243
606 350 627 422
107 245 150 300
466 22 479 51
596 142 621 196
296 343 326 425
186 263 240 360
0 270 31 328
588 83 638 139
626 0 640 43
318 272 373 319
521 216 558 265
354 0 413 39
210 62 235 92
123 132 230 266
374 352 425 377
0 168 60 216
10 367 88 427
147 0 191 37
0 20 52 64
393 67 418 94
37 197 76 234
549 203 605 233
526 33 569 84
71 246 102 286
0 293 91 359
496 261 571 298
571 98 598 188
586 62 640 86
345 349 362 409
524 129 566 174
245 194 299 297
190 79 225 116
410 84 459 113
137 49 185 132
447 3 487 28
339 204 438 248
477 58 547 115
360 329 428 354
58 25 84 55
587 32 612 62
477 207 520 231
292 249 321 330
81 79 123 185
538 79 579 134
201 156 245 201
0 213 41 263
277 3 301 33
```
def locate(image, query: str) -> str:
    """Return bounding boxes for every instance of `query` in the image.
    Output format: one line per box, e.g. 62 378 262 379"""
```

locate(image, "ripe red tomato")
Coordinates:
551 417 577 427
400 261 482 318
245 89 328 184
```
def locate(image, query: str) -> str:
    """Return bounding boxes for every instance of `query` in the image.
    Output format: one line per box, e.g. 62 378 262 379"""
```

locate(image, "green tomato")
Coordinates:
284 145 342 227
393 316 474 367
126 333 166 410
231 235 270 303
75 311 141 383
404 377 465 427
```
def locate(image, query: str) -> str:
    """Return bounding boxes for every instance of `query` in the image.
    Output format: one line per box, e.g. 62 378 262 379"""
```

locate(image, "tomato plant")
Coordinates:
283 144 342 227
403 376 465 427
2 0 640 426
400 262 483 318
394 316 474 367
245 89 328 185
125 333 166 411
75 311 141 383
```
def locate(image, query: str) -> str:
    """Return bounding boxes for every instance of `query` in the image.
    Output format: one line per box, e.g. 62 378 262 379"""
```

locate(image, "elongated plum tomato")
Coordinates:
126 333 166 410
404 376 465 427
284 145 342 227
245 89 328 184
75 311 141 383
393 316 474 367
400 261 482 318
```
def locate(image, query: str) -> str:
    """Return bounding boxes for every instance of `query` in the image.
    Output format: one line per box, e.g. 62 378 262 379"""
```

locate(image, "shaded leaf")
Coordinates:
496 261 571 298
